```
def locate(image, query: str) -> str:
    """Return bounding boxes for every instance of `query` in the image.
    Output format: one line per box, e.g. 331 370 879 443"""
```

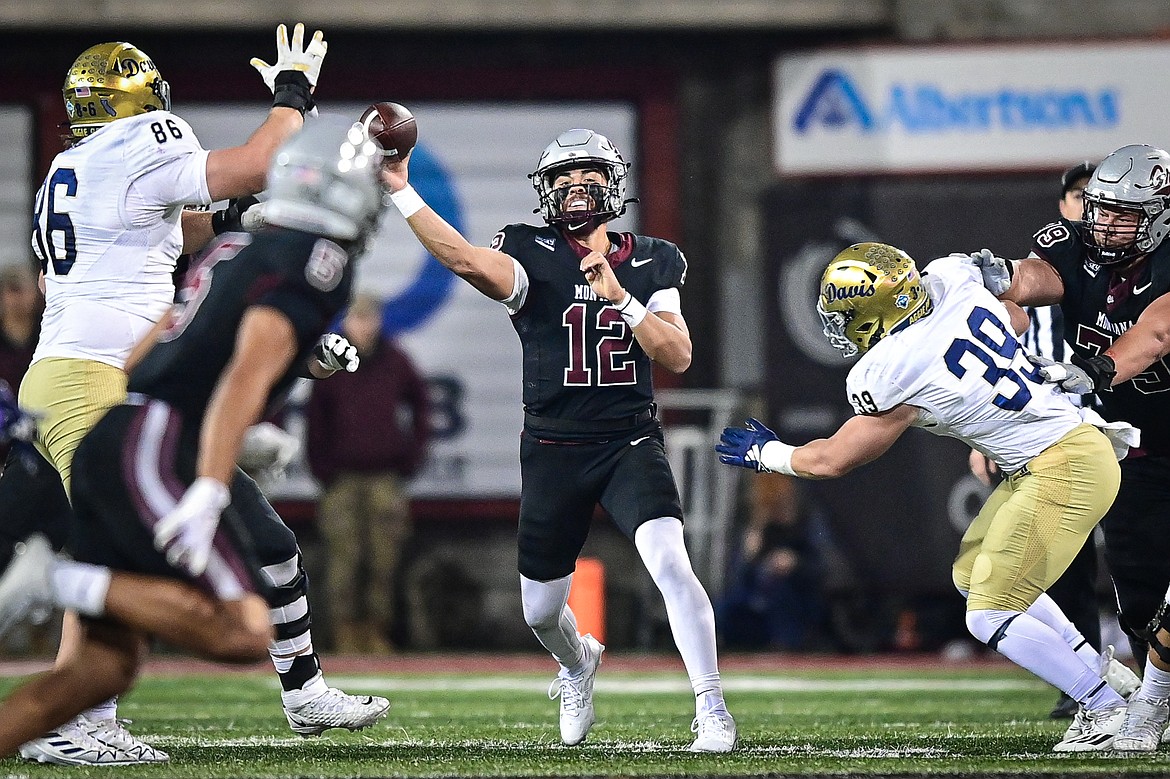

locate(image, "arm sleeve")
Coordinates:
646 287 682 316
490 225 530 314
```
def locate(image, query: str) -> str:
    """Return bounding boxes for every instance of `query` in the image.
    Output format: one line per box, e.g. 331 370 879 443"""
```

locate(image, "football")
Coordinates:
359 102 417 163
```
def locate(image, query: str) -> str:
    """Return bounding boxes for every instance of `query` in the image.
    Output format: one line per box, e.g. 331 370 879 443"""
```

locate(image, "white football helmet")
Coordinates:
264 116 385 251
1082 144 1170 266
529 129 631 227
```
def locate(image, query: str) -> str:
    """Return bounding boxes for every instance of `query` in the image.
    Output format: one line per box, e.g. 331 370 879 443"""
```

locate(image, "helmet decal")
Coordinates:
818 242 934 358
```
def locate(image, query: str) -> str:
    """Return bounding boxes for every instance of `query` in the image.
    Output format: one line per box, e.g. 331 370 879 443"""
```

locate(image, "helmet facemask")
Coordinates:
817 300 858 359
1080 144 1170 266
529 129 631 230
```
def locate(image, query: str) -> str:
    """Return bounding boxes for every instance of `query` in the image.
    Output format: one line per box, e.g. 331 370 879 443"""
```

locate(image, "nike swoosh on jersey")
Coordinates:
1134 281 1154 295
630 436 650 446
630 257 653 267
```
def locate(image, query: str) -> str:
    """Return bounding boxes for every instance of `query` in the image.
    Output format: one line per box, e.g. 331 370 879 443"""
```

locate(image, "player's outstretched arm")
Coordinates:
1104 291 1170 385
380 157 515 301
718 407 917 480
199 307 299 486
205 23 327 202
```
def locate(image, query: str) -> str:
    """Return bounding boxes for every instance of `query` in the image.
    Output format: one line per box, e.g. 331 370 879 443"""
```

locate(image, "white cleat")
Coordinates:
689 708 737 753
84 717 169 763
1062 705 1089 741
1101 645 1142 699
0 533 54 638
548 633 604 746
19 718 142 766
1114 698 1170 753
1052 704 1126 752
284 687 390 736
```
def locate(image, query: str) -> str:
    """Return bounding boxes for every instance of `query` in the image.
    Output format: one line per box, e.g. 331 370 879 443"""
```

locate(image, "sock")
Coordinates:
1137 662 1170 702
521 574 586 675
50 560 111 617
1025 593 1099 666
634 518 724 705
261 554 324 695
966 608 1125 710
82 698 117 723
281 671 328 710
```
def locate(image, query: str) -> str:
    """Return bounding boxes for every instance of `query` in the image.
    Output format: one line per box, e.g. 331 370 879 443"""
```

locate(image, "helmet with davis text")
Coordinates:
818 243 933 358
62 42 171 140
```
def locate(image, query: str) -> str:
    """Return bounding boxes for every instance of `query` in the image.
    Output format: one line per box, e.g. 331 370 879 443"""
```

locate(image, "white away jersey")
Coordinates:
30 111 212 367
844 256 1083 473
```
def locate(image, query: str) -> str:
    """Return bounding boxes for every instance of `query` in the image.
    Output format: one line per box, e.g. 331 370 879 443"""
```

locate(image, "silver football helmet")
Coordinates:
1081 144 1170 266
264 116 385 250
529 128 631 227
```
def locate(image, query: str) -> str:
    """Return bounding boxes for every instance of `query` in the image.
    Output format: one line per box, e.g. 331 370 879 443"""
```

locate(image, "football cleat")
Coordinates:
1113 698 1170 752
548 633 604 746
689 708 737 753
19 718 142 766
0 533 55 639
284 687 390 736
1101 645 1142 699
85 718 169 763
1052 704 1126 752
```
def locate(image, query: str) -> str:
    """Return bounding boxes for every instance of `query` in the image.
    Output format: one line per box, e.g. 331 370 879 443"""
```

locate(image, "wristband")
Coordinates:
759 440 797 476
615 292 648 328
390 185 426 218
272 71 314 115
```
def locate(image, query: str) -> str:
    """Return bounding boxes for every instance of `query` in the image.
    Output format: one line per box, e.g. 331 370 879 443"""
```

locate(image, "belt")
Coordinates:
523 405 655 435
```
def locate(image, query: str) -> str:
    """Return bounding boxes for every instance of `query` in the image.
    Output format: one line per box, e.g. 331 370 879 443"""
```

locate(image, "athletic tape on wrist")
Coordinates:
390 185 426 218
760 441 797 476
616 292 648 328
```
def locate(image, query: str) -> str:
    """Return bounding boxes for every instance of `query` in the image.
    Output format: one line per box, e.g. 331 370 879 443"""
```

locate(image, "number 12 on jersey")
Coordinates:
562 303 638 387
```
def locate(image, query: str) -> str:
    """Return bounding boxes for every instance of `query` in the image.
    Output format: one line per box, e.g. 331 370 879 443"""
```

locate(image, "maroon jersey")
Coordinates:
494 223 687 426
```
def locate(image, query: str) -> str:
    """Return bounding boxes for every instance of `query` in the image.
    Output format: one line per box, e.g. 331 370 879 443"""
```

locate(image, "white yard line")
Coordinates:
274 675 1041 693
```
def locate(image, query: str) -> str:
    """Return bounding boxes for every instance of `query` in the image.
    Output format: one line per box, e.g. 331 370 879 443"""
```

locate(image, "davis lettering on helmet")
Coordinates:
62 42 171 138
818 242 934 358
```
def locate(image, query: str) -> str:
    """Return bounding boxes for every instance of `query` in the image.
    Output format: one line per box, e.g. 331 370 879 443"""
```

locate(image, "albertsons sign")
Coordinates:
774 43 1170 174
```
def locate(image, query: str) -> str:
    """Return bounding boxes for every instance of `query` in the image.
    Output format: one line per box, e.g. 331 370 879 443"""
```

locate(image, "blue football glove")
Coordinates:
0 381 37 445
716 418 779 472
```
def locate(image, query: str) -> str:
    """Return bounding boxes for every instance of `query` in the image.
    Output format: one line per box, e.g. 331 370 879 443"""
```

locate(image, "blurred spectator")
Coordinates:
0 262 42 466
716 473 829 651
307 293 430 653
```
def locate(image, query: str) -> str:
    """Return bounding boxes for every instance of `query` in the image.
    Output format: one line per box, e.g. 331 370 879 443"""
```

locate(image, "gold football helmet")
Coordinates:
63 42 170 138
817 242 933 358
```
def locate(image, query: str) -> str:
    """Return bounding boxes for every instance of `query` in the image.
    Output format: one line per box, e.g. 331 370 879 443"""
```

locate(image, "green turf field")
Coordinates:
1 662 1167 777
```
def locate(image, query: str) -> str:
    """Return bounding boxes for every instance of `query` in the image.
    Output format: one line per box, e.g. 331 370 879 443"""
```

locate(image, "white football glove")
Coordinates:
249 22 328 93
1025 354 1095 394
964 248 1014 297
238 422 300 480
313 333 360 374
152 477 231 577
